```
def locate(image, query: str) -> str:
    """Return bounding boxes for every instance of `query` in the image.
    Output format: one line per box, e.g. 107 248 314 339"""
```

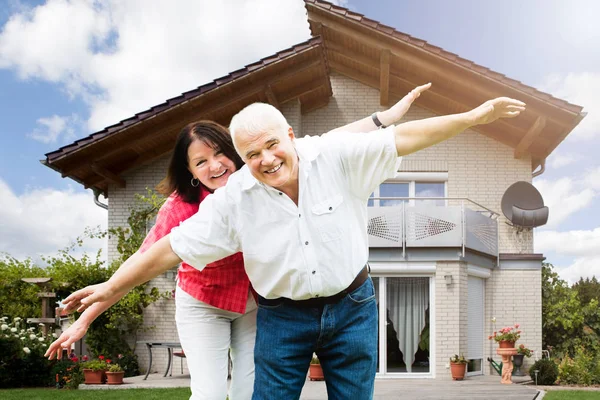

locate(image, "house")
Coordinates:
43 0 585 380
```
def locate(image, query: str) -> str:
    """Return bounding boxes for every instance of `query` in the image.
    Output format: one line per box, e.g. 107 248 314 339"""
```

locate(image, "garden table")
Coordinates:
137 341 182 380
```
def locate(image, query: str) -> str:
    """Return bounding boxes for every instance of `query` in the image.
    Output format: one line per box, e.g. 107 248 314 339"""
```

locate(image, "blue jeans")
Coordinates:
252 277 378 400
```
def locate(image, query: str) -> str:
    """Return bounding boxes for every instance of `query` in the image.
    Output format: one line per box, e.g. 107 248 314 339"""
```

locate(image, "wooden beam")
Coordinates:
91 163 126 188
301 96 331 115
329 60 379 90
311 21 323 36
380 49 390 106
514 116 547 159
265 85 280 109
279 76 329 104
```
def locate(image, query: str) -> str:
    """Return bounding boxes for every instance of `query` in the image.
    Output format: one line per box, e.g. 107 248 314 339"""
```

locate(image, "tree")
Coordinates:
542 263 600 357
573 276 600 306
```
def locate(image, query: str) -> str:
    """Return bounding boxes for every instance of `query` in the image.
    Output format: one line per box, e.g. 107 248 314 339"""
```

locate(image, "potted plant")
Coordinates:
449 354 467 380
488 324 521 348
513 344 532 376
309 354 324 381
106 363 125 384
82 356 108 384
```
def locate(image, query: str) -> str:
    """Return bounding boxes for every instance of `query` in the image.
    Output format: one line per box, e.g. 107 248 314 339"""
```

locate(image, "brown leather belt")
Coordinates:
259 266 369 308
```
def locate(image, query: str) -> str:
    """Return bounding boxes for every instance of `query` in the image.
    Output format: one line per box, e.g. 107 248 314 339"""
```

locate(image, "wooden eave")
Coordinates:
305 0 586 171
42 37 332 196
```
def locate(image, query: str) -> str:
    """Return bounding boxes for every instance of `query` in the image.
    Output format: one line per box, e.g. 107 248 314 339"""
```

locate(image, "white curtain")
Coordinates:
387 277 429 373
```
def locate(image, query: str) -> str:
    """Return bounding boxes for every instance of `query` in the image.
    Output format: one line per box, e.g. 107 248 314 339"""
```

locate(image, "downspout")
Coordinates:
93 188 108 210
532 159 546 178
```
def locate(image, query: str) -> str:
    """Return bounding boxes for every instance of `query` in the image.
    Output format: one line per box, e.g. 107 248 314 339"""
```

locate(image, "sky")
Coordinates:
0 0 598 283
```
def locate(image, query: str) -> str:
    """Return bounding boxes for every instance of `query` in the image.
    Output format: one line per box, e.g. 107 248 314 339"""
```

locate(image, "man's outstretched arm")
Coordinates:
63 235 181 312
393 97 526 156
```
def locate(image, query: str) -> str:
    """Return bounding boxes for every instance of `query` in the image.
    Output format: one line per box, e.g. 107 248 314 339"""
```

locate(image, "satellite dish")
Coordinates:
501 181 549 228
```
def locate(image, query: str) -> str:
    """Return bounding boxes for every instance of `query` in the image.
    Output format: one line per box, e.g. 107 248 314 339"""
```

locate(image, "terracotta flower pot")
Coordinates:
106 371 125 384
498 340 515 349
309 364 324 381
450 362 467 380
83 369 105 384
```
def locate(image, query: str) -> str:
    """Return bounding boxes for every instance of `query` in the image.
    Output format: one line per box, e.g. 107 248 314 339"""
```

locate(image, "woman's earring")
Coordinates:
191 178 200 187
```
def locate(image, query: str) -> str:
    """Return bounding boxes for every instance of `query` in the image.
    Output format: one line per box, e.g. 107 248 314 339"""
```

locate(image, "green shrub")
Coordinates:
529 358 558 385
592 358 600 385
558 347 594 386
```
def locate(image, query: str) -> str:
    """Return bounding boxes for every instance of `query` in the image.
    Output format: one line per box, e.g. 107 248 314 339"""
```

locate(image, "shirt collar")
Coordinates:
240 137 321 192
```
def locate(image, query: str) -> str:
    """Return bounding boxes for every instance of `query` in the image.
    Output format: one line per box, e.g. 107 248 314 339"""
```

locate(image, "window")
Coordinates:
369 173 447 207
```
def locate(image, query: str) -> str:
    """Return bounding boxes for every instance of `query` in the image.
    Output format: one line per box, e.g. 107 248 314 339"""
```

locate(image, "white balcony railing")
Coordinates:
367 198 499 258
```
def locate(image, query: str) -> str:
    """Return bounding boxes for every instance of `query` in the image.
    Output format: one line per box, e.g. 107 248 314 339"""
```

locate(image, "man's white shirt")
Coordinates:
170 127 401 300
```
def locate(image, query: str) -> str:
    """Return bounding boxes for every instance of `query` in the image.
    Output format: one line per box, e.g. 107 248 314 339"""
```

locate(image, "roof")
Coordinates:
305 0 585 164
43 0 585 196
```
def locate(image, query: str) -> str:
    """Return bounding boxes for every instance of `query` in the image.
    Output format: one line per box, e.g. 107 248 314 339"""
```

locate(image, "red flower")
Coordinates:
488 335 493 340
98 355 105 360
515 324 520 329
82 355 89 361
106 359 112 364
118 354 123 359
72 356 79 362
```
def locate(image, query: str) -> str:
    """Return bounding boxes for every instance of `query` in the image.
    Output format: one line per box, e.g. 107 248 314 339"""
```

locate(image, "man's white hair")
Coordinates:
229 102 291 154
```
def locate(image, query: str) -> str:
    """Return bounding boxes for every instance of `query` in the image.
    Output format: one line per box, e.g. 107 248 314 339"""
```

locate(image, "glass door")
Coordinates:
373 276 433 376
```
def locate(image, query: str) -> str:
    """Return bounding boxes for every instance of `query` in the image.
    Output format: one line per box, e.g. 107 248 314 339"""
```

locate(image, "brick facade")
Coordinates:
104 73 541 379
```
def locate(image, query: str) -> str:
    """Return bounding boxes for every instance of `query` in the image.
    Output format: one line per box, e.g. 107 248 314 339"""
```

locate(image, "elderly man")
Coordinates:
63 93 525 399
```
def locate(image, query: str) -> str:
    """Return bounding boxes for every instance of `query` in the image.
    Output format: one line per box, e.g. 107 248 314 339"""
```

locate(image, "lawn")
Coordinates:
0 388 192 399
544 391 600 400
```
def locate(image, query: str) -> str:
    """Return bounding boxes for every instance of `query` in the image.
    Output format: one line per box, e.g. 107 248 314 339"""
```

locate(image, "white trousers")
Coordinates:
175 285 257 400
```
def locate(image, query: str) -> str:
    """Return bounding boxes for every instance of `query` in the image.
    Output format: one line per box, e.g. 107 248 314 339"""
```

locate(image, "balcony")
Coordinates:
367 198 499 258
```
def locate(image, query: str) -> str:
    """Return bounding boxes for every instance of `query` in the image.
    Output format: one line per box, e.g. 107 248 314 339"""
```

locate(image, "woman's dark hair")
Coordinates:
156 120 244 203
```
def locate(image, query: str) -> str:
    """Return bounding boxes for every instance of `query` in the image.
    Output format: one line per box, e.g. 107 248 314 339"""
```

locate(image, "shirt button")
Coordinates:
312 270 316 274
329 206 333 211
278 192 283 195
305 241 309 245
299 214 301 218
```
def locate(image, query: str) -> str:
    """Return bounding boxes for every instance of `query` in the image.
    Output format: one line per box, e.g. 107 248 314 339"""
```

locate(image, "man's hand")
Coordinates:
63 283 117 313
44 319 90 360
469 97 526 126
379 83 431 126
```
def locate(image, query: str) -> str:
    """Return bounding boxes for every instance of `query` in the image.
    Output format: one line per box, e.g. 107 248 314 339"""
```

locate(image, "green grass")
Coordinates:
0 388 192 399
544 391 600 400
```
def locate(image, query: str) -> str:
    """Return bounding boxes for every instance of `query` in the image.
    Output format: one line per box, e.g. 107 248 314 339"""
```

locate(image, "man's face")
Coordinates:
236 126 298 192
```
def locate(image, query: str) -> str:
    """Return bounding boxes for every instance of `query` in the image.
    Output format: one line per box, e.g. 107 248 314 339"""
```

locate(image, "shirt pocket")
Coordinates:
311 194 344 243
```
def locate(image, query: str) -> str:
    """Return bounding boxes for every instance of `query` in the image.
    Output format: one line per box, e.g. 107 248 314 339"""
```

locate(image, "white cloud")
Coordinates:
534 177 596 227
547 152 577 169
0 178 107 262
536 228 600 257
0 0 313 132
583 166 600 191
555 256 600 285
540 72 600 140
27 113 80 143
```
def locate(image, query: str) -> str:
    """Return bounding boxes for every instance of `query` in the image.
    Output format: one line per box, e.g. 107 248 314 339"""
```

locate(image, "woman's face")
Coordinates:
187 139 237 191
